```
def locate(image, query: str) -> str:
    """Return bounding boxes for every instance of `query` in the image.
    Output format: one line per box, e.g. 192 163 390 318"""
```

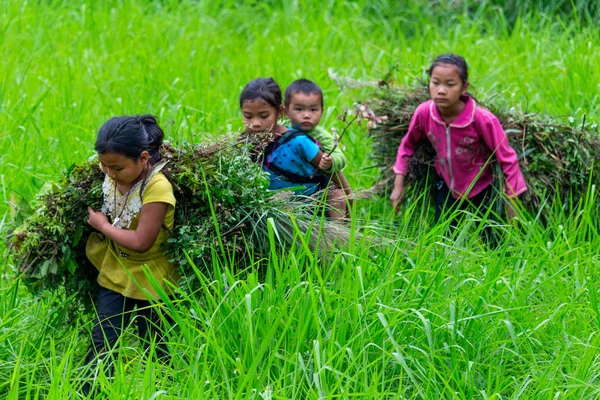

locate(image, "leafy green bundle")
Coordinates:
8 163 105 308
7 136 343 313
368 84 600 212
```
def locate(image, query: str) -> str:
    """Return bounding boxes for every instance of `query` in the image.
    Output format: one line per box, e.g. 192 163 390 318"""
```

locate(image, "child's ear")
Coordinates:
461 81 470 95
139 150 150 164
280 105 286 117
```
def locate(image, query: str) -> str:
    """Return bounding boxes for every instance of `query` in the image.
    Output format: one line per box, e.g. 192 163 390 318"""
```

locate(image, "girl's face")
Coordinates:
241 99 280 133
429 63 469 113
99 151 149 187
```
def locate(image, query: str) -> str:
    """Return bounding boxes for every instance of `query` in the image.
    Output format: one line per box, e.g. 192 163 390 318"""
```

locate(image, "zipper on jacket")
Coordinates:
445 125 454 192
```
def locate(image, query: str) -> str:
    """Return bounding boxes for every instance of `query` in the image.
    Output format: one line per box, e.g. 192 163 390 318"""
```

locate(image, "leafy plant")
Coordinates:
5 136 348 314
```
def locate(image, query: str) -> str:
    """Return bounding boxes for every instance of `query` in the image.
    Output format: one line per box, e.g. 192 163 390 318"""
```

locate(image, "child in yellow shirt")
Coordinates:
83 115 177 394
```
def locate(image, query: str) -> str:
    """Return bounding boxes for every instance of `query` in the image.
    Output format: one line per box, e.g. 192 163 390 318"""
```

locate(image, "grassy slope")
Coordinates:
1 0 600 398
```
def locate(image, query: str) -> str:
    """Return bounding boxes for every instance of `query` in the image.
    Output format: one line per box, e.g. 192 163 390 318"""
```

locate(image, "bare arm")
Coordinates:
87 202 168 253
309 149 324 169
390 174 406 214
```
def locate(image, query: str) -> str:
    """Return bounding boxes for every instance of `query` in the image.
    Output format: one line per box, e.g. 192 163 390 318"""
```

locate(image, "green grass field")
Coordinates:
1 0 600 398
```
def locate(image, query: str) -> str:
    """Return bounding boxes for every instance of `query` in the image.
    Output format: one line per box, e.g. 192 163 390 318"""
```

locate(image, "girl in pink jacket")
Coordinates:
390 54 526 226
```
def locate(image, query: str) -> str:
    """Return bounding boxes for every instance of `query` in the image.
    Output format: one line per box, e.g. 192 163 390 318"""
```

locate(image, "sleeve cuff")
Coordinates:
506 186 527 198
392 166 407 175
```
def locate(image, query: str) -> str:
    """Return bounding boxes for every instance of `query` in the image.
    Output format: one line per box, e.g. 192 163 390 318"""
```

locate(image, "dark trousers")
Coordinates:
434 177 495 243
82 287 170 393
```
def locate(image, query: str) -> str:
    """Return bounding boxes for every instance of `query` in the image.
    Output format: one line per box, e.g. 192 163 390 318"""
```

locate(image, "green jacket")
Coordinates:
309 125 347 173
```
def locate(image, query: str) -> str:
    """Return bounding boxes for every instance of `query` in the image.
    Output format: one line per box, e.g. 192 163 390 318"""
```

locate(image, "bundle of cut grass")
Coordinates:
6 135 347 314
367 83 600 212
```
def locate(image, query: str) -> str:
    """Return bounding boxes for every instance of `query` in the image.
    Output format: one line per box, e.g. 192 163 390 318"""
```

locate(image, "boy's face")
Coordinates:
285 92 323 131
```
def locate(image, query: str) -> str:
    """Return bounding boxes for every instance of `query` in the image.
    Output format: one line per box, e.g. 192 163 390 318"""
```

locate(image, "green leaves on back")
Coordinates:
5 136 295 315
368 83 600 214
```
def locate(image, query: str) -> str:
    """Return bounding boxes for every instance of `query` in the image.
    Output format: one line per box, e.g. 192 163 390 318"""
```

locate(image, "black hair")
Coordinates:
284 79 324 108
239 77 282 111
95 114 164 164
427 54 469 84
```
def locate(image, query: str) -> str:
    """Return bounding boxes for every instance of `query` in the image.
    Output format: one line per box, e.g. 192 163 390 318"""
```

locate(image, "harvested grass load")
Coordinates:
367 83 600 212
6 135 348 314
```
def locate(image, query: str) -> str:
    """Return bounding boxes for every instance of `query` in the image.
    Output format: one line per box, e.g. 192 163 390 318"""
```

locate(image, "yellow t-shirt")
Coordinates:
86 170 179 300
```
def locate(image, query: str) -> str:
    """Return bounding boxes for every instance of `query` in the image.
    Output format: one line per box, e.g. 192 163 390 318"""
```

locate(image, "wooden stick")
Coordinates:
328 111 359 156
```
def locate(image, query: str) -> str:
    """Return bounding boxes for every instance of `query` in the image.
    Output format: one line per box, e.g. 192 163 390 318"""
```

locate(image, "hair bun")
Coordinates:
95 115 165 164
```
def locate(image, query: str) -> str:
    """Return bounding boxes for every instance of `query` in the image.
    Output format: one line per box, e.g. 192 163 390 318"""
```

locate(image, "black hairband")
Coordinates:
435 56 460 65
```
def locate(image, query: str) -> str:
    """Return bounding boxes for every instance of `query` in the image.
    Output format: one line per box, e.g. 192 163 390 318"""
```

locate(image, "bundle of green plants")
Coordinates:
367 83 600 212
6 135 348 314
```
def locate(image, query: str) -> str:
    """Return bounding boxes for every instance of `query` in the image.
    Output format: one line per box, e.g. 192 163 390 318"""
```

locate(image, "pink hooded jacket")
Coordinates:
393 96 527 199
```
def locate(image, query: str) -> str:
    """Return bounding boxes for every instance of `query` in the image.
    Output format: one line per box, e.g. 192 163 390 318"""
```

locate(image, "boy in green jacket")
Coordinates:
284 79 353 215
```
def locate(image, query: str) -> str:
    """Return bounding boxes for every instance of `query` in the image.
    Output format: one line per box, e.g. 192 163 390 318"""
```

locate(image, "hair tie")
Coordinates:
436 55 459 65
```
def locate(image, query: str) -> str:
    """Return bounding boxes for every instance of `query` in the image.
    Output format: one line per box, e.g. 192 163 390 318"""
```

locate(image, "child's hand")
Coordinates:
390 174 406 214
390 186 405 214
87 207 110 231
505 198 519 220
319 154 333 171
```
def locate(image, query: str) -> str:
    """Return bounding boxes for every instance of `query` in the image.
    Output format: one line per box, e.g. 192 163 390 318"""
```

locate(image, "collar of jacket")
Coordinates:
429 95 476 128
